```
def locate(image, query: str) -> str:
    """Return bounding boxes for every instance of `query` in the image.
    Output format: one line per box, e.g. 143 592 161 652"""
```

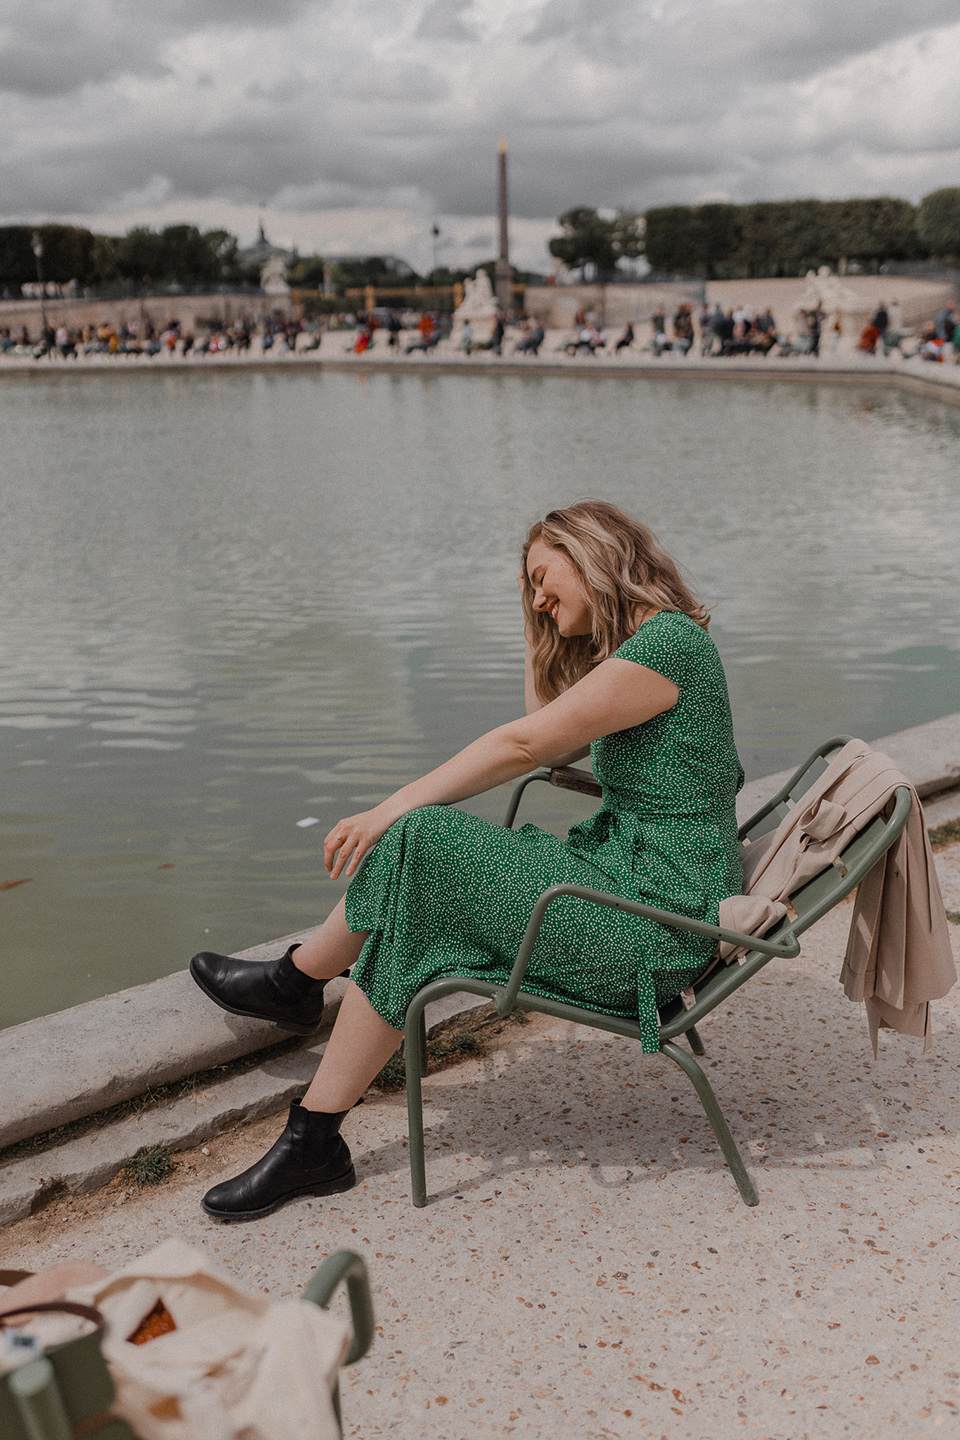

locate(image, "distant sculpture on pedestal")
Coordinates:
453 268 498 342
797 266 858 317
261 255 290 296
796 266 860 354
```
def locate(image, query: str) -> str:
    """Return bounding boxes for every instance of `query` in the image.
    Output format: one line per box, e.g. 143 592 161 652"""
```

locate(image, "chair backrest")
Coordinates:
739 735 851 844
693 737 913 1002
687 779 911 1027
737 734 914 941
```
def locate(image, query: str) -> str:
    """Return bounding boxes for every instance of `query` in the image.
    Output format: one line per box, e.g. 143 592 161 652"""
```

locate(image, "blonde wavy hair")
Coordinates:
521 499 710 704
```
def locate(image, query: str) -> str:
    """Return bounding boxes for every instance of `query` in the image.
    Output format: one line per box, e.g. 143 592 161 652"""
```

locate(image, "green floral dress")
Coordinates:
346 611 744 1051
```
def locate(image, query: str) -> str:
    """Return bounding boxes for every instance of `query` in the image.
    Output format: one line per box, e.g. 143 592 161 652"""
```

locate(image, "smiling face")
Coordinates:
526 538 593 638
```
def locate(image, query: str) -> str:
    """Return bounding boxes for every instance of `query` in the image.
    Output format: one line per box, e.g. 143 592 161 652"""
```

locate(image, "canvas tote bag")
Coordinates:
1 1240 348 1440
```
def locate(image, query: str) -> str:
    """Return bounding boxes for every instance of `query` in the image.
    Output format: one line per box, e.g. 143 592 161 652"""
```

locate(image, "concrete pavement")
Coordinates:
4 840 960 1439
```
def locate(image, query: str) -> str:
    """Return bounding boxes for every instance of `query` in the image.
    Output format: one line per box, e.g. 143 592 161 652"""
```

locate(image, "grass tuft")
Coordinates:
428 1028 482 1062
929 817 960 852
372 1013 528 1092
121 1144 174 1187
373 1054 408 1092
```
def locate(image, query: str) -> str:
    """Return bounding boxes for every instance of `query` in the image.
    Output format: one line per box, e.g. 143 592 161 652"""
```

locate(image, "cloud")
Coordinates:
415 0 480 42
0 0 958 272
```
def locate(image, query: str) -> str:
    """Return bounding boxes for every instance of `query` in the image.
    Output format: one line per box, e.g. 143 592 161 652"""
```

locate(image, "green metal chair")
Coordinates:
403 735 912 1208
0 1250 374 1439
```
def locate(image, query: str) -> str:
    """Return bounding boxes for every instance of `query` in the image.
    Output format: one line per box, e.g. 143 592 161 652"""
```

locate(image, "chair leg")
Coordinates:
418 1010 429 1077
660 1040 758 1206
404 1009 429 1207
686 1024 706 1057
659 996 705 1056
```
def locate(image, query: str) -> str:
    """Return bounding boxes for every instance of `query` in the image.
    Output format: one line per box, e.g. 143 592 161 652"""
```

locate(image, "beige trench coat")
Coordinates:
719 739 956 1053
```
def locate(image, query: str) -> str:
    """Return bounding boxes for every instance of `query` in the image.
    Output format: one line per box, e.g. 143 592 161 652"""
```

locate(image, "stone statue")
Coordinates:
261 255 290 296
797 266 858 317
453 268 498 342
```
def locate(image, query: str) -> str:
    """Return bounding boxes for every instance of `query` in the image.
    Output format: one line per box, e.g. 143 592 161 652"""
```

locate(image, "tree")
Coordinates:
0 227 38 289
0 224 99 288
644 195 924 278
288 255 327 287
831 197 920 266
917 188 960 260
610 211 644 266
115 227 165 282
642 207 706 275
89 234 119 284
204 229 246 282
114 225 239 285
548 208 619 280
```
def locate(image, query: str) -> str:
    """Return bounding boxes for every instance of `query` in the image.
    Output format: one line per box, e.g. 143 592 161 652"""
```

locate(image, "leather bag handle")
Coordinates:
0 1301 106 1333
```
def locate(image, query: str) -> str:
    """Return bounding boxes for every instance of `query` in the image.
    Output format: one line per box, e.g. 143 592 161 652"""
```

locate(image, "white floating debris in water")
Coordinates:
296 816 321 828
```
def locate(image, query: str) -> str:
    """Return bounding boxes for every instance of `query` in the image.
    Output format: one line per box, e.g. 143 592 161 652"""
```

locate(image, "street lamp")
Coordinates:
431 222 440 282
31 231 47 335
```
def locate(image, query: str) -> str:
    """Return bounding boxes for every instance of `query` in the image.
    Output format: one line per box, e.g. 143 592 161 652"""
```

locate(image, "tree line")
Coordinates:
0 222 546 295
642 188 960 279
0 224 255 291
5 187 960 294
550 189 960 281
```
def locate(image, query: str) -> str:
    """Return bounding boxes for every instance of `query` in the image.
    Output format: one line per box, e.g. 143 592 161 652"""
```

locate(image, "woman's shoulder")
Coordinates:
613 610 717 678
619 609 713 653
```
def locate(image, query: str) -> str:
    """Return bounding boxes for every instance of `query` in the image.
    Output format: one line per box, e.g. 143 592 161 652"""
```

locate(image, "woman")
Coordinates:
190 500 744 1220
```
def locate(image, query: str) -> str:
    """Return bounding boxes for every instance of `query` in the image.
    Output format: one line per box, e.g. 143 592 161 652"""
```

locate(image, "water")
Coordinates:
2 368 960 1027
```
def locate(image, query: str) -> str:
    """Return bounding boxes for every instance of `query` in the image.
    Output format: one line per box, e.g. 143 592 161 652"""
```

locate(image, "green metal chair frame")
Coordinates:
302 1249 375 1434
402 735 912 1208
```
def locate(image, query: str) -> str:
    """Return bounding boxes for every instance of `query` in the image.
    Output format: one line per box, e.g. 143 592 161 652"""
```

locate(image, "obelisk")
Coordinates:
494 135 512 318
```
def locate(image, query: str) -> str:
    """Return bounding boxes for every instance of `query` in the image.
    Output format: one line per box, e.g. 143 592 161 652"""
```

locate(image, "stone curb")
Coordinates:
736 711 960 825
0 930 319 1151
0 988 487 1225
2 347 960 403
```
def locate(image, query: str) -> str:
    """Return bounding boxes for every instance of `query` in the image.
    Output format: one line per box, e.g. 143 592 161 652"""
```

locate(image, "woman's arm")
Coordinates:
324 656 678 878
524 630 589 766
523 632 541 716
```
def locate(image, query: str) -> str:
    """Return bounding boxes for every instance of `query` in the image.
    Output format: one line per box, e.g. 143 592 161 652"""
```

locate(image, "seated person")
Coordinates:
857 324 881 354
189 500 745 1221
515 324 545 354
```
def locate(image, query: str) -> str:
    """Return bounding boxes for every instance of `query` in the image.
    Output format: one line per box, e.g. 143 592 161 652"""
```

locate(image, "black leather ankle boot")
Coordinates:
201 1102 356 1221
189 943 327 1034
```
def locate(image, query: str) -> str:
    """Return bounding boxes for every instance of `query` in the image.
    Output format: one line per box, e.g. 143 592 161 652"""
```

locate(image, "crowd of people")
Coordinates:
856 300 959 362
0 312 304 360
2 296 958 366
630 297 960 363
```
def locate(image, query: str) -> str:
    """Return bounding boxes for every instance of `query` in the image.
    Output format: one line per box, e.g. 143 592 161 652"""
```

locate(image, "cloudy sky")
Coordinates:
1 0 959 272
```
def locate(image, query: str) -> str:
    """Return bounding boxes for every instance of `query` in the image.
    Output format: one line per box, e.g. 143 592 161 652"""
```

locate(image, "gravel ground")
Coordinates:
5 845 960 1440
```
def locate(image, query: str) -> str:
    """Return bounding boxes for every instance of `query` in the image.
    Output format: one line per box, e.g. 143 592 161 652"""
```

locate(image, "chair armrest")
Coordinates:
301 1250 375 1365
549 766 603 798
502 766 600 828
495 883 800 1016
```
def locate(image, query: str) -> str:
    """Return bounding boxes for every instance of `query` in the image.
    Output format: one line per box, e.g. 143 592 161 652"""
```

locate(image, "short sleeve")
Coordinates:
611 611 700 689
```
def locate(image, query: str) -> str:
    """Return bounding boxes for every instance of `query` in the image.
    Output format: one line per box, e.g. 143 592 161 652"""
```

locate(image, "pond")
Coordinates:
2 367 960 1026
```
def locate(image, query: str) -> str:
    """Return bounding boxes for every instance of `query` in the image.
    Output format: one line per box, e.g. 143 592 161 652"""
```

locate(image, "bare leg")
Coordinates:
292 895 403 1112
292 895 366 980
302 982 402 1112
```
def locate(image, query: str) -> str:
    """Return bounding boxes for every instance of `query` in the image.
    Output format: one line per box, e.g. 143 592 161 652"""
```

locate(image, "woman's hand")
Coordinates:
324 805 394 880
